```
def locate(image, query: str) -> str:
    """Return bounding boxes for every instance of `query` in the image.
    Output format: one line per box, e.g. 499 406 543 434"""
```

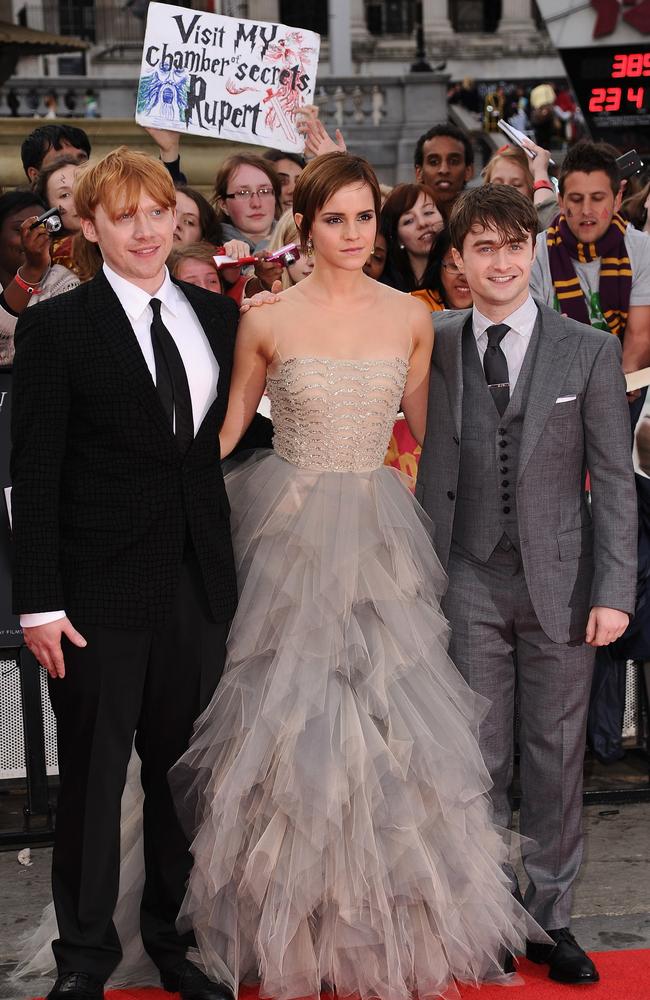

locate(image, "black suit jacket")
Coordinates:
11 269 239 627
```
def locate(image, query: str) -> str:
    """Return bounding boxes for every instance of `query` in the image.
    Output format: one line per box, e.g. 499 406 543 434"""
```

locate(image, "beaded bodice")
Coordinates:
265 356 409 473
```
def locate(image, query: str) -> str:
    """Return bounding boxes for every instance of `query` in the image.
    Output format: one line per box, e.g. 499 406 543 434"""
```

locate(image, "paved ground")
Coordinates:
1 801 649 1000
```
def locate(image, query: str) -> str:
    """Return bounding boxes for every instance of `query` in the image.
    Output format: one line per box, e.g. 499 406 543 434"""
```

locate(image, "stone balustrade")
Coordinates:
0 72 450 188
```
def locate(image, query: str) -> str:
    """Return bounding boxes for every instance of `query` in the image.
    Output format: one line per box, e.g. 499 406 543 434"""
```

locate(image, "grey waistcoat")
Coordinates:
452 318 540 561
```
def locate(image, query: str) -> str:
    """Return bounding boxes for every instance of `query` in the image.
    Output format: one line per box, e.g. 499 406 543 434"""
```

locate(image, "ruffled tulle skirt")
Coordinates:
170 453 543 1000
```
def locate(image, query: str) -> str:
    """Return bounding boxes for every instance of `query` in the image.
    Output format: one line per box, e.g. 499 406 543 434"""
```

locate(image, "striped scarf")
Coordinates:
546 212 632 338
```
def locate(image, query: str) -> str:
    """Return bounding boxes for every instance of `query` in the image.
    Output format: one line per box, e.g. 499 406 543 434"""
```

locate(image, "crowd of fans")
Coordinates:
2 118 649 374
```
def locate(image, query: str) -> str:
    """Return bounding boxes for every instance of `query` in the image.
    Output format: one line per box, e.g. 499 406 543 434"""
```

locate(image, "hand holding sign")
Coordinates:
136 3 320 153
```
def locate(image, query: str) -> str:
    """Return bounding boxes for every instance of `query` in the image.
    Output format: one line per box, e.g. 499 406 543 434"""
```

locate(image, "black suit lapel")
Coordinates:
87 270 175 442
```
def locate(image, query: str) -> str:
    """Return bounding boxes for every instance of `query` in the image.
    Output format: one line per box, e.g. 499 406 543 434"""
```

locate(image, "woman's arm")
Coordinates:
400 300 434 446
219 305 276 458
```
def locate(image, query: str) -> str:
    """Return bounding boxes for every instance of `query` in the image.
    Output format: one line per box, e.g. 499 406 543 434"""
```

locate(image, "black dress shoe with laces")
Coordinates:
161 959 235 1000
526 927 599 984
46 973 104 1000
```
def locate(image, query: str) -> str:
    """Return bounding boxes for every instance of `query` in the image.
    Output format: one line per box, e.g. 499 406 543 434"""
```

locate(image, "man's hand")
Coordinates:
23 618 87 679
585 607 629 647
240 280 283 314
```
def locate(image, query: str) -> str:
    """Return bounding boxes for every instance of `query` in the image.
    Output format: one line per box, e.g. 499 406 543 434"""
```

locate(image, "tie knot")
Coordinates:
486 323 510 348
150 297 162 320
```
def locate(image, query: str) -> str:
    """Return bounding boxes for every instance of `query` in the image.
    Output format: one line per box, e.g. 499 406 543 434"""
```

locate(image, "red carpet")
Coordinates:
30 950 650 1000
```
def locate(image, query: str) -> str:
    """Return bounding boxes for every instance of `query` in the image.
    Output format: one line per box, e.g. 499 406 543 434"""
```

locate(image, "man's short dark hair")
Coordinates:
414 124 474 169
448 184 537 251
0 189 47 231
21 124 91 178
558 140 620 197
263 148 306 169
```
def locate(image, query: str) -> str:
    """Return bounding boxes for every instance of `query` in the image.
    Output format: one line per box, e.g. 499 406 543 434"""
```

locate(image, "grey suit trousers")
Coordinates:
443 540 595 930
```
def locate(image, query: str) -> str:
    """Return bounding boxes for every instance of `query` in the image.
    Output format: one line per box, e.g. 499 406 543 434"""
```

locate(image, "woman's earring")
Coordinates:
306 237 314 257
398 242 405 250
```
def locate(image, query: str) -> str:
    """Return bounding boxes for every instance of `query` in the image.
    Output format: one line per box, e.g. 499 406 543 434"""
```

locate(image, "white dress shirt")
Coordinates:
21 265 221 629
472 294 539 392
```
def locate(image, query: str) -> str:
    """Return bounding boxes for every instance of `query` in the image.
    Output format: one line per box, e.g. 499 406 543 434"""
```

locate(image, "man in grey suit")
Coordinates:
416 185 637 985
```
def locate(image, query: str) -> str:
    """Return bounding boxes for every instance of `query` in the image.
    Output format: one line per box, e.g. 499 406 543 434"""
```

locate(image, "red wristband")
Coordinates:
533 179 554 193
14 269 45 294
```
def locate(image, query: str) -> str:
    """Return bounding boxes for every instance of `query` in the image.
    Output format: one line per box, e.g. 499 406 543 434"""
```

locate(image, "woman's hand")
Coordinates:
222 239 250 261
20 216 51 280
298 116 347 159
519 136 552 177
142 125 180 163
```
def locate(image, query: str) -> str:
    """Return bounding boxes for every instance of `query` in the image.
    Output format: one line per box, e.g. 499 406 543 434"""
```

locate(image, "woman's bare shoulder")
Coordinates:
375 283 428 315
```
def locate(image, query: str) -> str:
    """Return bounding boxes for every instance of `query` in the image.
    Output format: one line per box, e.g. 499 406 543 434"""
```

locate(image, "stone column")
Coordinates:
246 1 280 22
423 0 454 43
350 0 369 43
498 0 536 33
329 0 352 75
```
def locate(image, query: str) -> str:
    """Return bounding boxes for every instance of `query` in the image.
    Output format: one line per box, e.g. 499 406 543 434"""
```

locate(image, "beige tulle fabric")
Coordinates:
170 356 545 1000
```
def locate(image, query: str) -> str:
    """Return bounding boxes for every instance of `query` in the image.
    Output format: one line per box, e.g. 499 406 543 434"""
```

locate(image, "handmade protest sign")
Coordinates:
135 3 320 153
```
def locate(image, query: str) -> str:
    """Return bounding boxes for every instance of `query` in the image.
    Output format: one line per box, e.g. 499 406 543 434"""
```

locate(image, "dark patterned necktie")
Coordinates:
483 323 510 416
149 298 194 454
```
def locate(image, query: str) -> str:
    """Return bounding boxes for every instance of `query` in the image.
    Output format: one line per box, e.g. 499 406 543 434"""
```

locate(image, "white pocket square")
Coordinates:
556 395 577 403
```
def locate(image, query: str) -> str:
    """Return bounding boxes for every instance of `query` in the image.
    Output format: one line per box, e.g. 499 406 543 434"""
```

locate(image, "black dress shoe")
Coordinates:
161 959 235 1000
47 973 104 1000
526 927 599 984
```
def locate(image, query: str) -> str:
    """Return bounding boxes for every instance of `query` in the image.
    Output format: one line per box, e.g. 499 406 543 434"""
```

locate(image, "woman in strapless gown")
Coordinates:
167 153 548 999
15 153 545 1000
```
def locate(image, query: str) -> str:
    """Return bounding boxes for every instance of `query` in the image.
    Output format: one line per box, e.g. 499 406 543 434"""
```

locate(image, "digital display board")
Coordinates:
559 44 650 152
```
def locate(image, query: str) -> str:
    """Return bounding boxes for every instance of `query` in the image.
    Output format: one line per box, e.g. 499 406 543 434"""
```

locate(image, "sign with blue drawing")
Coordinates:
135 3 320 153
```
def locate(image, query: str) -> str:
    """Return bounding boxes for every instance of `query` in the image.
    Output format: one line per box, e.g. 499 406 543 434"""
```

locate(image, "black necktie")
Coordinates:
149 298 194 454
483 323 510 416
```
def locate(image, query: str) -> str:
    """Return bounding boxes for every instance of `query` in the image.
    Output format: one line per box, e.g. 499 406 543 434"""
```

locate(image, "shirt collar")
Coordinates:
102 264 180 322
473 295 538 341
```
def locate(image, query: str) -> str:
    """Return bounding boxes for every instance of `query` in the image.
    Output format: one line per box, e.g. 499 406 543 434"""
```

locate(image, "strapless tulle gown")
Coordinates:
14 355 545 999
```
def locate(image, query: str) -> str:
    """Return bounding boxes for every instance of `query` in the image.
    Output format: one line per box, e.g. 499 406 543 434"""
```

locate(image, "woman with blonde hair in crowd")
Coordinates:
482 140 558 230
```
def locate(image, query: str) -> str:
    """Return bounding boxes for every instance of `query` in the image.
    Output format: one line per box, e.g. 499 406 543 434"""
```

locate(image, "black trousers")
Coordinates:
48 550 230 982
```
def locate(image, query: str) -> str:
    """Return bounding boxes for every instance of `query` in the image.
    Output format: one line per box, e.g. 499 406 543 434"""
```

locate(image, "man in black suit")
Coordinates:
11 147 238 1000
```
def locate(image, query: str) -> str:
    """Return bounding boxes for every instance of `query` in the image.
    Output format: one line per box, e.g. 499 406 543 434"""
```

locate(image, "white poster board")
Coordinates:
135 3 320 153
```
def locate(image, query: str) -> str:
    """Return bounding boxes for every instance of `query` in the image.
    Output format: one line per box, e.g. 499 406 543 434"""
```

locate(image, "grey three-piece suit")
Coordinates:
416 300 637 929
